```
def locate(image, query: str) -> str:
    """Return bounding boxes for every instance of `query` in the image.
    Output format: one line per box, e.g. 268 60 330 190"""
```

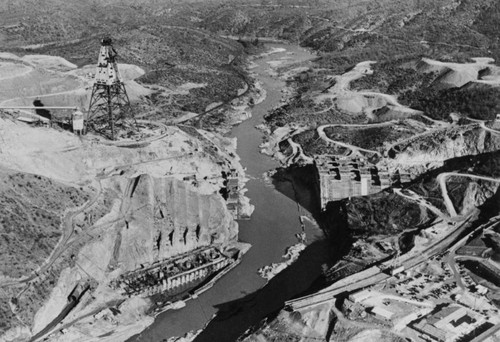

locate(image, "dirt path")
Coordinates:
0 64 34 81
281 59 427 160
437 172 500 218
324 60 421 117
385 126 450 157
393 188 456 222
317 124 382 157
273 56 445 160
286 137 314 165
467 116 500 136
390 171 500 222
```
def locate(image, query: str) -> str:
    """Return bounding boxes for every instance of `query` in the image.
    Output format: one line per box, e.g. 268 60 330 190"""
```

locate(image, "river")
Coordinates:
130 44 335 342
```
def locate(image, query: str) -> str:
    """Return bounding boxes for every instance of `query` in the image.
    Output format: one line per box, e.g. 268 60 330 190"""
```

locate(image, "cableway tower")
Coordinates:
86 37 136 140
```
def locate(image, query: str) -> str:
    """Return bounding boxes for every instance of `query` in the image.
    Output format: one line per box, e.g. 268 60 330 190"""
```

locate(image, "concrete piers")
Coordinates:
113 247 233 297
314 155 409 210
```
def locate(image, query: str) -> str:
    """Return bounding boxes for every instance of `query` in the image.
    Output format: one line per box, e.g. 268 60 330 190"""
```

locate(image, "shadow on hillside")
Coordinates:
193 166 357 342
193 239 338 342
271 164 352 241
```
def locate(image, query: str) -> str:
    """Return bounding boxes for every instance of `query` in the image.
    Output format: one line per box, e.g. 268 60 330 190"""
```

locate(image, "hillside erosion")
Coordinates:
0 109 251 342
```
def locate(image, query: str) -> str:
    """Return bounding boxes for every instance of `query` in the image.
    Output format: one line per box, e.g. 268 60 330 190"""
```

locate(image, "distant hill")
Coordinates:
197 0 500 64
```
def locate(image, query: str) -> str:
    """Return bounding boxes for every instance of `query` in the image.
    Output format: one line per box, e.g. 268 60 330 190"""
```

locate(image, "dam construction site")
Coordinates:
4 1 500 342
0 33 253 342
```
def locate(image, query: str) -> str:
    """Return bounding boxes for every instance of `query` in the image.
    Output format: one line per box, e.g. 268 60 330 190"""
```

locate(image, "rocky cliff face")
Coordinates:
385 127 500 177
114 175 238 272
460 180 499 216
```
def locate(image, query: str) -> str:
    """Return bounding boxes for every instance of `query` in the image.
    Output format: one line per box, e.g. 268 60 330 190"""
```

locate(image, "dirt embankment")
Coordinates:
0 112 250 342
0 53 151 111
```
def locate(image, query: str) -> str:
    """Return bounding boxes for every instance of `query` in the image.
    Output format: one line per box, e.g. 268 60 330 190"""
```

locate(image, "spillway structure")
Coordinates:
111 247 233 298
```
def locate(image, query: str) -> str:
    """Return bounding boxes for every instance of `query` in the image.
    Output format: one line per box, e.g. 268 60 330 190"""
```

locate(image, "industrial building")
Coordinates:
348 289 374 303
410 304 487 342
369 306 394 320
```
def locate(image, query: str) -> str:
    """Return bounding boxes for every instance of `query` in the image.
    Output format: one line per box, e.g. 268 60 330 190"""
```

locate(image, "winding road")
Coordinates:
393 188 457 222
438 172 500 218
277 58 441 160
317 124 382 157
467 116 500 136
285 137 314 165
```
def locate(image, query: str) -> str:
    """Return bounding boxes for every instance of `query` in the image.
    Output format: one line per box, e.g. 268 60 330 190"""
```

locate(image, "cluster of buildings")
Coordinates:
341 250 500 342
346 287 493 342
410 305 488 342
111 247 233 297
313 155 410 210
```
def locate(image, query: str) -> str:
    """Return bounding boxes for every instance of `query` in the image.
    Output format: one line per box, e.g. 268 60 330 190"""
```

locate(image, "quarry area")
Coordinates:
3 1 500 342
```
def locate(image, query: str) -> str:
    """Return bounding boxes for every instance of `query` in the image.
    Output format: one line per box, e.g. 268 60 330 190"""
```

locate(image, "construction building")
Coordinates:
348 289 374 303
370 306 395 320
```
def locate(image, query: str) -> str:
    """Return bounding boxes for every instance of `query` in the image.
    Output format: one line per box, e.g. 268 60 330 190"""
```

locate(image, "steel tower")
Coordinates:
86 37 135 140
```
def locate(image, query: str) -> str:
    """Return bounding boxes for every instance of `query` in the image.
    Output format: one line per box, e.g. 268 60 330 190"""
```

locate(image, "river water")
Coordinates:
131 44 334 342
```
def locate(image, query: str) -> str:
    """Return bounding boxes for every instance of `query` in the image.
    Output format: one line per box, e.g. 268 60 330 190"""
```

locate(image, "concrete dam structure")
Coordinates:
314 155 410 210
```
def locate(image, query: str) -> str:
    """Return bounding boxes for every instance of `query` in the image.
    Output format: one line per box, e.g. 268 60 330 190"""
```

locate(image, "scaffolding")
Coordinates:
86 37 136 140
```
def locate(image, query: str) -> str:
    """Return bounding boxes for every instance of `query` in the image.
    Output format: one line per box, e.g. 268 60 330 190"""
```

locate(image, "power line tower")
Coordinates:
86 37 136 140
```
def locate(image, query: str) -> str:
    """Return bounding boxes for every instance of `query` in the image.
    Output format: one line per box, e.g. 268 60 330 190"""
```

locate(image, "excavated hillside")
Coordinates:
0 105 249 342
386 125 500 177
111 174 238 272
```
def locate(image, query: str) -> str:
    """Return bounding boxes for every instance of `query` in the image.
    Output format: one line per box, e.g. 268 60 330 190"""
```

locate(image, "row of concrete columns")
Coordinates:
163 258 231 291
123 258 231 297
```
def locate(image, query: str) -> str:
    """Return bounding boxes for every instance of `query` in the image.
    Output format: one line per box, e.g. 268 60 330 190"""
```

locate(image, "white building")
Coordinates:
348 289 373 303
371 306 394 320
